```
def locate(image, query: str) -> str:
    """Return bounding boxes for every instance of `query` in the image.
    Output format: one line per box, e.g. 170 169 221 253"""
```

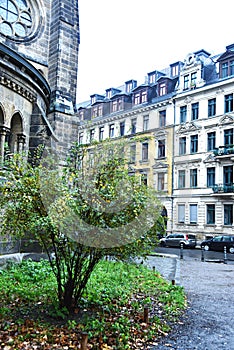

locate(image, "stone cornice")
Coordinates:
0 72 36 103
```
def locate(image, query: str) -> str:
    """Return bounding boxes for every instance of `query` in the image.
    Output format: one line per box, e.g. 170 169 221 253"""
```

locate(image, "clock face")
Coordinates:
0 0 40 40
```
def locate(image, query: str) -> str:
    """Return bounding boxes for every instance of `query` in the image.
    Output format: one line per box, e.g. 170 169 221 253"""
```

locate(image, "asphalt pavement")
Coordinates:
145 252 234 350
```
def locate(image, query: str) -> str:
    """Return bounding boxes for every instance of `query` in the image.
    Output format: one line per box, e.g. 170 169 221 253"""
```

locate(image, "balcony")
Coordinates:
213 145 234 157
212 183 234 194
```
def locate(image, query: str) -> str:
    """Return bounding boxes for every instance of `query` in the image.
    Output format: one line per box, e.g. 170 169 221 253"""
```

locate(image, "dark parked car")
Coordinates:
159 233 197 248
201 235 234 253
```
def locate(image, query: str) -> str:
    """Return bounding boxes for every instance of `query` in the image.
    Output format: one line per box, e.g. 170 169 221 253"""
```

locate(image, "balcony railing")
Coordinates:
213 145 234 156
212 183 234 193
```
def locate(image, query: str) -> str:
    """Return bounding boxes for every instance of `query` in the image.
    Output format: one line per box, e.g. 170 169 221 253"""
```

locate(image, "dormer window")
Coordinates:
184 75 189 90
133 89 147 105
148 72 156 84
220 60 234 78
92 104 103 118
183 73 197 90
111 97 123 112
171 64 179 77
125 80 137 93
159 82 166 96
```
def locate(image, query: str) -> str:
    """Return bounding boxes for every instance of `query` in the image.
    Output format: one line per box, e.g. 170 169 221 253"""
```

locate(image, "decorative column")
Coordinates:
0 127 10 163
17 133 26 153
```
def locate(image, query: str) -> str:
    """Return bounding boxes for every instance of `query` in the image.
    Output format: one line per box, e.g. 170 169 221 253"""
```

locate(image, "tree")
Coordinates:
0 140 163 311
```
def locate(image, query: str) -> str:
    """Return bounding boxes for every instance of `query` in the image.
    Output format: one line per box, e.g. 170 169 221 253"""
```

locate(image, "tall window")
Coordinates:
223 165 233 185
131 118 137 134
179 137 186 155
224 129 233 146
184 75 189 90
158 140 165 158
120 121 125 136
207 167 215 187
207 132 216 151
224 94 233 113
221 62 229 78
191 102 199 120
190 169 198 188
180 106 187 123
142 142 148 161
159 83 166 96
158 173 165 191
109 124 114 138
90 129 95 142
178 204 185 223
159 110 166 127
224 204 233 226
191 72 197 87
231 60 234 76
208 98 216 117
190 204 197 224
178 170 185 188
143 115 149 131
207 204 215 225
129 144 136 162
78 132 83 144
190 135 198 153
99 126 104 141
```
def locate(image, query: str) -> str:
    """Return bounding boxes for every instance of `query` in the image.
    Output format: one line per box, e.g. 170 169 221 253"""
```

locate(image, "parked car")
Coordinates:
201 235 234 253
159 233 197 248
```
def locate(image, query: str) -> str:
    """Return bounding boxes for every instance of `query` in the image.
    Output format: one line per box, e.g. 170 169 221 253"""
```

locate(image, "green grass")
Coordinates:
0 259 186 349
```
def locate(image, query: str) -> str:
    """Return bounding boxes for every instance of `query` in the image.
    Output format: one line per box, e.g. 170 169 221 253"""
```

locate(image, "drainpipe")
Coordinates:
171 98 176 233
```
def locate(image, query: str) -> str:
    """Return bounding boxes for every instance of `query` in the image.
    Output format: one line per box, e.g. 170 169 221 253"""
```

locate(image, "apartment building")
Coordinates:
77 44 234 239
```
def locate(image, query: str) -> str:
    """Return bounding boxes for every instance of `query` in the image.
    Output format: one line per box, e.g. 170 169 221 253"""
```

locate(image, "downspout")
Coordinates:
171 98 176 233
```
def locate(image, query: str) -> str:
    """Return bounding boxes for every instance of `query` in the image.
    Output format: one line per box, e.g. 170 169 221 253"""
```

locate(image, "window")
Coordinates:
207 167 215 187
190 135 198 153
191 102 199 120
109 124 114 138
99 126 104 141
112 98 123 112
142 142 148 161
184 75 189 90
134 90 147 105
221 62 229 78
178 170 185 188
171 64 179 77
159 110 166 127
190 204 197 224
224 128 233 146
207 132 216 151
134 93 140 105
158 140 165 158
129 144 136 162
120 121 125 136
231 60 234 76
207 204 215 225
223 165 233 185
159 83 166 96
141 174 148 186
178 204 185 223
224 94 233 113
90 129 95 142
148 73 156 84
0 0 32 38
224 204 233 226
179 137 186 155
208 98 216 117
158 173 165 191
78 132 83 144
131 118 137 134
143 115 149 131
191 72 197 87
180 106 187 123
190 169 198 188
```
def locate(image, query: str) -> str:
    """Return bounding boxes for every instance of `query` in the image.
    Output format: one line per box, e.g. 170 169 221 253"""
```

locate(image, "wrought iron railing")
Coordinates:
212 183 234 193
213 145 234 156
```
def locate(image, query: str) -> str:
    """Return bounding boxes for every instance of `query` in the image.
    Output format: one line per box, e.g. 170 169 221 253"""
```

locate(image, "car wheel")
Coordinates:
204 244 210 251
160 241 166 247
229 247 234 254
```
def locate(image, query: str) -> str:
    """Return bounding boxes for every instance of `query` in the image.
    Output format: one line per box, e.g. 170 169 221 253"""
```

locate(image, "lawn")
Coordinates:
0 259 186 349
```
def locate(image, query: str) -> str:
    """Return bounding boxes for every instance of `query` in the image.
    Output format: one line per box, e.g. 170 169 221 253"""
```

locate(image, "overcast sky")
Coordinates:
77 0 234 103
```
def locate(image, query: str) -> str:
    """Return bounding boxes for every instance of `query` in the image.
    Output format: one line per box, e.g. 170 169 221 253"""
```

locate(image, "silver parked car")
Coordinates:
160 233 197 249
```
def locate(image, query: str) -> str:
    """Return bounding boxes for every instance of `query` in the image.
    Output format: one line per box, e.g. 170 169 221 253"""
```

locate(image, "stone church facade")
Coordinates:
0 0 80 162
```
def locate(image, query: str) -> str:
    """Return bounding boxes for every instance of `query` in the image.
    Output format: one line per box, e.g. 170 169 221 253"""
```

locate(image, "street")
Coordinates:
154 246 234 263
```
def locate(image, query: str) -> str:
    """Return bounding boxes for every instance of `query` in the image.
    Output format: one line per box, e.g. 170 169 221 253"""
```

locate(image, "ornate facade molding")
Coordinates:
0 73 36 103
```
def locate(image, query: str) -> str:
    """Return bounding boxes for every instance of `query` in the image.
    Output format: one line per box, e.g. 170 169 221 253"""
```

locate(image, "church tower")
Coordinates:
0 0 80 159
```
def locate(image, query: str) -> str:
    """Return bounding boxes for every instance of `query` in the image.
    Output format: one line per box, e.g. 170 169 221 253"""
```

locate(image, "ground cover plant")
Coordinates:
0 259 186 349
